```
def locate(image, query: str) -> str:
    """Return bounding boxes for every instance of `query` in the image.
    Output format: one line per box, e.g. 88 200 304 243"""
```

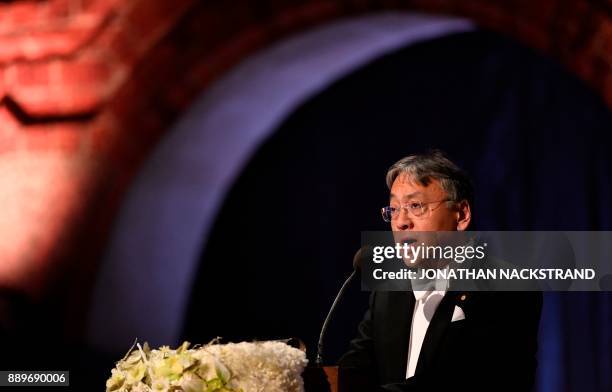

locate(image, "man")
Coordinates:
339 150 542 391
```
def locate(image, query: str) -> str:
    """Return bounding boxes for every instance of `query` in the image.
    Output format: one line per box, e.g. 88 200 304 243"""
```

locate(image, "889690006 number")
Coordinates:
1 371 69 386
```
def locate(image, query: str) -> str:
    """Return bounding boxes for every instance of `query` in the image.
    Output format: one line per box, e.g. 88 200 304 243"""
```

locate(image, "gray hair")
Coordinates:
386 150 474 208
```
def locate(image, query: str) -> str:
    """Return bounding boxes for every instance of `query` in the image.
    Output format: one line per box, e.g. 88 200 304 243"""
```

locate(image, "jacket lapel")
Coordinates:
414 291 457 375
383 291 415 382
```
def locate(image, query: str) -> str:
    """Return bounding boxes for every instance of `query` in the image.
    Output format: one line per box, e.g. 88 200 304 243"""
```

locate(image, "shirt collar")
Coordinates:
411 265 449 302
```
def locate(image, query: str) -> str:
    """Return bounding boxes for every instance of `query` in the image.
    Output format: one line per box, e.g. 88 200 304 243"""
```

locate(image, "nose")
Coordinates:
393 207 414 231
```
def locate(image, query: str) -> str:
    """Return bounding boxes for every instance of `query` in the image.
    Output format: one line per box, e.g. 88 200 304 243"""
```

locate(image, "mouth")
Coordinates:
400 237 417 246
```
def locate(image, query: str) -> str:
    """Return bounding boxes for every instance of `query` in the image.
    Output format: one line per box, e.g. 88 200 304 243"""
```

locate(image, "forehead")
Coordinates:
390 173 446 200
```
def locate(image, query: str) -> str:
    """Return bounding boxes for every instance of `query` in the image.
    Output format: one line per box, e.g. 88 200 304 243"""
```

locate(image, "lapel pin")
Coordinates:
459 294 467 301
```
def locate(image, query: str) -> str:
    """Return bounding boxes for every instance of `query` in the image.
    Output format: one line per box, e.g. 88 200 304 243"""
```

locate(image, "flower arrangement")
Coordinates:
106 340 308 392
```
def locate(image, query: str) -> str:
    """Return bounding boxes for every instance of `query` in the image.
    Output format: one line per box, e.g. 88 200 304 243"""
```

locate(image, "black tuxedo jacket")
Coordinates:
338 290 542 391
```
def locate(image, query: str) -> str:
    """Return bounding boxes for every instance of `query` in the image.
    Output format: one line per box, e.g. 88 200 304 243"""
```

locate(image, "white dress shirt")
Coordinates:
406 271 449 379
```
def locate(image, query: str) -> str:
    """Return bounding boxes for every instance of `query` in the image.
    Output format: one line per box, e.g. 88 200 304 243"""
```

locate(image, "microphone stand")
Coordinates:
315 269 357 367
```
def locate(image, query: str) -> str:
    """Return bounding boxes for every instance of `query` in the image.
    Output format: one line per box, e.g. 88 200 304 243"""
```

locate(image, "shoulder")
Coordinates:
459 291 542 325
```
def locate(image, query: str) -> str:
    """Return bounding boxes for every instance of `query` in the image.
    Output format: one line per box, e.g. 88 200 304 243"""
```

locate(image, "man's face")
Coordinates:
389 173 460 232
389 173 471 267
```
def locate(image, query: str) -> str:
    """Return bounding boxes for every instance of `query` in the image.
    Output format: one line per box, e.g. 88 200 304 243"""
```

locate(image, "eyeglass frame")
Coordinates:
381 199 454 222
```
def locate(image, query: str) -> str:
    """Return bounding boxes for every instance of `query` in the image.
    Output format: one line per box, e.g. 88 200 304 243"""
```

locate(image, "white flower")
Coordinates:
204 341 308 392
106 340 307 392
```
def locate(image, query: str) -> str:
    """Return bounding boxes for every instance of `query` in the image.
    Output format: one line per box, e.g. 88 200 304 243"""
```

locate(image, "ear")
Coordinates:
455 200 471 231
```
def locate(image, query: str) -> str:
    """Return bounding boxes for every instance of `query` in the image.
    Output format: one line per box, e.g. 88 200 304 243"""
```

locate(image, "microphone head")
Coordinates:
353 246 373 271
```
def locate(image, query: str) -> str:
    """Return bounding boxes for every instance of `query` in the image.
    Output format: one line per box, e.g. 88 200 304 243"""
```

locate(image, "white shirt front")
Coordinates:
405 274 448 379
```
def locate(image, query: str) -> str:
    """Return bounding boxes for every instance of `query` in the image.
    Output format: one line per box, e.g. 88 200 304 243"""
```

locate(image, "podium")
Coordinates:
303 366 376 392
303 366 337 392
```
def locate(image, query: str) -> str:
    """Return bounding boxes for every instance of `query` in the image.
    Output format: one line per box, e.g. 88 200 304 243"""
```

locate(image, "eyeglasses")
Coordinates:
381 199 451 222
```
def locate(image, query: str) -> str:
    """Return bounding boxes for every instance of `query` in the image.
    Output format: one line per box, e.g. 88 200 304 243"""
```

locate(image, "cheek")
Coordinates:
438 214 458 230
422 213 457 231
414 220 442 231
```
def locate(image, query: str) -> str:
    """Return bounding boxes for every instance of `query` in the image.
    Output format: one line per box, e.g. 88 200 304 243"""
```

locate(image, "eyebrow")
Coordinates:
390 191 423 201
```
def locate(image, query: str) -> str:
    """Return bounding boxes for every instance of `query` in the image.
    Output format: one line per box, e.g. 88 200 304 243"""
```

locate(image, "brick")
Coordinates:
0 29 85 63
0 1 41 33
14 63 52 87
59 60 113 86
0 13 104 62
0 106 19 137
41 0 73 20
0 67 5 97
30 28 91 57
11 85 104 116
23 124 85 153
0 36 43 62
0 150 94 295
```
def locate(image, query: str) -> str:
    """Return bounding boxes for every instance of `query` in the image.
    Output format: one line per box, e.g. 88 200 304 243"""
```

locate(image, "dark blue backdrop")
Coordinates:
183 31 612 391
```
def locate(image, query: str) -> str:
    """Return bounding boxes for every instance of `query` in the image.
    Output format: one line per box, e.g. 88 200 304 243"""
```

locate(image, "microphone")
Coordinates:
352 246 371 271
315 247 372 366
